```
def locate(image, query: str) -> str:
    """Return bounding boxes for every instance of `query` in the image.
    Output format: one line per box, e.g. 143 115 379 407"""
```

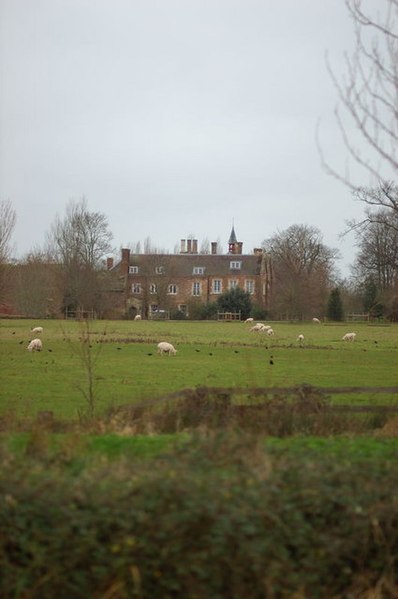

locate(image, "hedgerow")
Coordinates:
0 432 398 598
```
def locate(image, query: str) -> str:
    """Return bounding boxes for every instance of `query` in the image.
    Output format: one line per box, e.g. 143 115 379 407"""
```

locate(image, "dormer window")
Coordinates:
193 266 205 275
155 266 165 274
230 261 242 270
129 266 139 274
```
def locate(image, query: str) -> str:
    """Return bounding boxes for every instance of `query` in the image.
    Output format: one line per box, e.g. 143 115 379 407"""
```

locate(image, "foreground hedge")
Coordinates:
1 433 398 598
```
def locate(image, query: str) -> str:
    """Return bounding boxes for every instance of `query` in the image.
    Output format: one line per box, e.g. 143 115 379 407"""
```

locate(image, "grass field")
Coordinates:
1 318 397 420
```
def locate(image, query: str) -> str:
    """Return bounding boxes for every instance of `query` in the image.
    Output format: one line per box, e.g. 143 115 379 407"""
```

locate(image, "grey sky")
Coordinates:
0 0 384 276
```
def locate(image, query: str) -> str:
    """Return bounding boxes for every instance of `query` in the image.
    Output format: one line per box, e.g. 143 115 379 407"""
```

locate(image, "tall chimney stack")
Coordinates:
187 239 192 253
121 248 130 276
211 242 217 255
180 239 186 253
192 239 198 254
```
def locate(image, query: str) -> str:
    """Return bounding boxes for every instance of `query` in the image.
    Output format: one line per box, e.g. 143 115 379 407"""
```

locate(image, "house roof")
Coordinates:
128 253 263 276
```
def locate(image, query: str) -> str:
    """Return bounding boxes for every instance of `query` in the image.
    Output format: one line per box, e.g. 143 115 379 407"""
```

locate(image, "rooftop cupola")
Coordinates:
228 225 242 254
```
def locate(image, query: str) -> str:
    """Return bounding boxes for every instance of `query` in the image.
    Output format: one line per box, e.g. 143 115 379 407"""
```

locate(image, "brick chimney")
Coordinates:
192 239 198 254
106 257 114 270
187 239 192 253
237 242 243 254
121 248 130 276
211 242 218 255
180 239 186 253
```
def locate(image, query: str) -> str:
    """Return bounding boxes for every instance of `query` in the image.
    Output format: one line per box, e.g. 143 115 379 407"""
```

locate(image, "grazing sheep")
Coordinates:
297 334 304 342
250 323 265 332
134 315 142 321
157 341 177 356
31 326 43 334
312 318 321 324
27 338 43 352
244 317 254 323
342 332 356 341
266 328 274 336
261 325 271 331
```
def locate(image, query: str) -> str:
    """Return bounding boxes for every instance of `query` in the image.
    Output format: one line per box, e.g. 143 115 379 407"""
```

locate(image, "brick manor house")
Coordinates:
107 227 272 319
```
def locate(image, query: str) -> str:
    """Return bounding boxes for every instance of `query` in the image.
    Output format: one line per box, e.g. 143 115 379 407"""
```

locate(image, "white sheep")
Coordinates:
250 323 265 332
31 326 43 334
244 317 254 323
134 315 142 321
342 332 356 341
297 334 304 342
266 328 274 336
27 338 43 352
157 341 177 356
312 318 321 324
261 325 271 331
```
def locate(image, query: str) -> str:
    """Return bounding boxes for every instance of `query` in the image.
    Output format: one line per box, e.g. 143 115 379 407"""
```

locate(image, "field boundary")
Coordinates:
116 384 398 414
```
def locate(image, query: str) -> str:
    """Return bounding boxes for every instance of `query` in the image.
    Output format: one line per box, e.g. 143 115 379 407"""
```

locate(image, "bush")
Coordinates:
251 304 268 320
1 433 398 598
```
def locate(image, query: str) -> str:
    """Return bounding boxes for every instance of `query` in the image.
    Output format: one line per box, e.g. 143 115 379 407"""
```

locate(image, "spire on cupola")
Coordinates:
228 223 243 254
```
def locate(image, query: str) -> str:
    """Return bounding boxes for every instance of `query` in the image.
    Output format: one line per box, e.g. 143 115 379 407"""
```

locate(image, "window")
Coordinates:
150 304 158 313
193 266 205 275
155 266 164 274
129 266 138 274
178 304 187 314
131 283 141 294
228 280 238 290
245 280 255 294
192 282 201 296
149 283 157 294
230 261 242 270
212 279 222 294
168 284 178 295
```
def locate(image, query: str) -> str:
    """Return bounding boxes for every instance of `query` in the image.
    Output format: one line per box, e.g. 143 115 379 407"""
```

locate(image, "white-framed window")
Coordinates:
228 279 238 290
193 266 205 275
168 284 178 295
131 283 141 294
129 266 139 274
178 304 187 314
150 304 158 313
230 261 242 270
245 280 255 294
155 266 165 274
212 279 222 294
192 281 201 296
149 283 157 294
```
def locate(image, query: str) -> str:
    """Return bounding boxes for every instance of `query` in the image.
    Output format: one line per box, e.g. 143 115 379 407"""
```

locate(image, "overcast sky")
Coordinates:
0 0 384 277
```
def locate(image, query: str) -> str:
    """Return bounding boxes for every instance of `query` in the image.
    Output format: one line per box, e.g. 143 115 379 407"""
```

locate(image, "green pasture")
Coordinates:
1 318 397 419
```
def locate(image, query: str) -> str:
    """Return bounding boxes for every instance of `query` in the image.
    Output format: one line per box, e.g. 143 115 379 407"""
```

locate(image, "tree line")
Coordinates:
0 191 397 321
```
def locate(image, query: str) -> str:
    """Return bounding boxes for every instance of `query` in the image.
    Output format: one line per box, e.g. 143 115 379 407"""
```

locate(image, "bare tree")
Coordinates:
0 199 16 262
347 181 398 231
263 225 339 319
47 198 113 313
0 199 16 305
11 248 63 318
351 208 398 289
48 198 113 268
318 0 398 187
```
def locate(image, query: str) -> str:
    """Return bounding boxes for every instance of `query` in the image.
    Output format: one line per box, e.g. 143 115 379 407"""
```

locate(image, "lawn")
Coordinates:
1 318 397 419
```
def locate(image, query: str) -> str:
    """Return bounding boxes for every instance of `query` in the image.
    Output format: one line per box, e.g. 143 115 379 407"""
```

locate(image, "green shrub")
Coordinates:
1 433 398 598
